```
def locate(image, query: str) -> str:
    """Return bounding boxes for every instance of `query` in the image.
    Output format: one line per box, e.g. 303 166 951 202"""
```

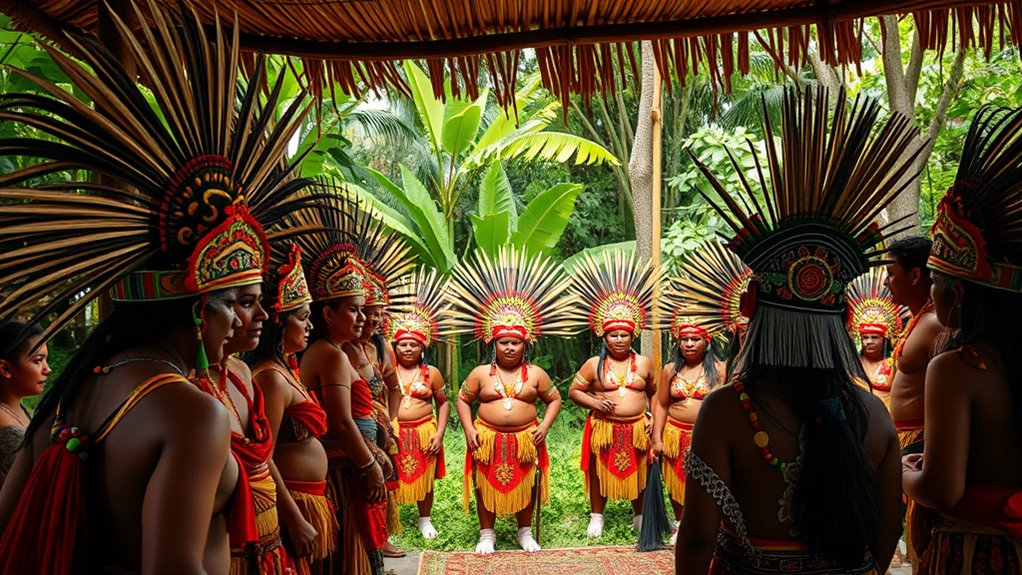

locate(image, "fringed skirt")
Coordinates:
580 413 650 501
464 419 550 516
285 479 338 568
230 465 295 575
662 417 694 504
394 415 446 505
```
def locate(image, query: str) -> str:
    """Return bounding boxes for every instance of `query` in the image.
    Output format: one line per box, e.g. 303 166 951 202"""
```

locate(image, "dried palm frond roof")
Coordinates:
2 0 1018 110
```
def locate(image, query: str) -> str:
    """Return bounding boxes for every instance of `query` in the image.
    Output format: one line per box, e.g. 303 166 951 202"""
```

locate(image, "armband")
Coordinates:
540 386 562 402
458 384 479 402
570 372 589 391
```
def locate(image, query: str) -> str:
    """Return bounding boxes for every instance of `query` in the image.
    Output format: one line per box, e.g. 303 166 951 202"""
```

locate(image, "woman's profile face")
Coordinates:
325 295 366 342
202 289 242 365
0 336 50 398
227 284 268 353
283 304 312 355
363 305 385 337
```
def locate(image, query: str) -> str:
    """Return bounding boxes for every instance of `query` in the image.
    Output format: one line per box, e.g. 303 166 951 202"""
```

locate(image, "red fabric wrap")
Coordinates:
580 414 594 473
284 479 328 496
463 426 550 496
668 418 694 482
225 370 275 547
579 414 646 480
947 484 1022 538
350 377 374 418
396 417 446 485
0 444 89 574
284 400 328 438
347 471 389 550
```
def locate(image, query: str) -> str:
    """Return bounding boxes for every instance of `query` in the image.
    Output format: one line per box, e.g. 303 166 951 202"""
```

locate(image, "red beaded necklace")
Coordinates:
734 381 790 476
891 300 934 371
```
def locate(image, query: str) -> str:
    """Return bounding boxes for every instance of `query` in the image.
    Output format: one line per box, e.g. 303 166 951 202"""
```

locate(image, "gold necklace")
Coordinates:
0 403 28 427
493 368 524 411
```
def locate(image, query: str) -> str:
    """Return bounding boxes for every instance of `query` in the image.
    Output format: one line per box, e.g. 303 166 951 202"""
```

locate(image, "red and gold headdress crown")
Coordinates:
387 267 452 348
568 250 660 337
448 247 579 344
286 188 372 303
846 269 908 338
657 241 751 341
692 87 921 368
268 243 313 313
928 106 1022 292
0 2 314 341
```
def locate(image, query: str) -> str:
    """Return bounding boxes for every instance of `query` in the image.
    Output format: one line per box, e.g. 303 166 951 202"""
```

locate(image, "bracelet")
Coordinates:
357 457 376 470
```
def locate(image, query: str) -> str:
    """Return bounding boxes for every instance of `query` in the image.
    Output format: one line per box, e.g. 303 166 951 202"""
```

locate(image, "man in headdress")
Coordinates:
847 270 908 410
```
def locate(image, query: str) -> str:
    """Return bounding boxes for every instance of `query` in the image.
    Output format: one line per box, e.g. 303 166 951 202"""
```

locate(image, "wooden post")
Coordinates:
650 64 663 371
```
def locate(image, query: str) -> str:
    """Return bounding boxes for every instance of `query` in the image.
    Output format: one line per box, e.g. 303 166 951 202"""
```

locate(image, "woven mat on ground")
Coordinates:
417 545 674 575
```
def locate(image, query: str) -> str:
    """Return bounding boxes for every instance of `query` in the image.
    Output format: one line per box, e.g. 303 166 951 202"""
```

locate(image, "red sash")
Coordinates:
283 400 328 438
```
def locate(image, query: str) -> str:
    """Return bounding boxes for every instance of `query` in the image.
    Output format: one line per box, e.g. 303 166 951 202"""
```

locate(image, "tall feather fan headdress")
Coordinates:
568 250 661 337
928 106 1022 291
657 241 752 342
0 0 315 344
692 87 924 368
846 269 908 339
387 267 453 348
447 246 579 344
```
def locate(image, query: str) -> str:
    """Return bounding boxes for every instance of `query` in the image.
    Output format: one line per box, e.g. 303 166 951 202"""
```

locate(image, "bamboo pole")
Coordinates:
651 63 663 372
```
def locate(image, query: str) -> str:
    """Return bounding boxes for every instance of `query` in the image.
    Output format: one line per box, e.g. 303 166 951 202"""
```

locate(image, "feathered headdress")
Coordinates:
693 87 922 368
846 269 908 339
447 246 578 344
929 106 1022 291
0 1 314 343
284 187 366 303
387 267 452 348
355 203 415 309
568 250 661 337
658 241 752 341
267 242 313 314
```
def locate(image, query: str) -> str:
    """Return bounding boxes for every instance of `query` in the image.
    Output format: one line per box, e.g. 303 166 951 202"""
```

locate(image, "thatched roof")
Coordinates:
2 0 1018 107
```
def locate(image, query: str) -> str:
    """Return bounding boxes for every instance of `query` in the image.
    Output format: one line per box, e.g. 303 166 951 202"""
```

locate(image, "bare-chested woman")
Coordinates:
567 251 659 539
448 247 576 555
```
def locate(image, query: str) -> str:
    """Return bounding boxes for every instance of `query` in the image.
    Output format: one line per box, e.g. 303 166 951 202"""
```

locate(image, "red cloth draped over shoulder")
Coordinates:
284 400 328 438
0 373 184 575
350 377 374 419
947 483 1022 537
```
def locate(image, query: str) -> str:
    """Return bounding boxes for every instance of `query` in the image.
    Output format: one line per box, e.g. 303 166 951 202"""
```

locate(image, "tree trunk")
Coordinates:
629 42 656 357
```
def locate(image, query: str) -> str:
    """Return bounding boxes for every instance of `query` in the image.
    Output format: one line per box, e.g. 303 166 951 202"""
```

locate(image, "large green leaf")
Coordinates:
510 183 584 256
470 212 511 257
404 61 445 156
497 132 620 166
338 182 432 263
366 165 456 272
441 90 485 160
477 162 517 226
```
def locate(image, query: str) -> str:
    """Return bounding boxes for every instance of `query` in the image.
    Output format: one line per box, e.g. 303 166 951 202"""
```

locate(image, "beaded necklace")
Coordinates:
671 368 709 399
492 363 527 411
0 403 28 426
891 300 934 372
602 351 637 397
397 364 430 408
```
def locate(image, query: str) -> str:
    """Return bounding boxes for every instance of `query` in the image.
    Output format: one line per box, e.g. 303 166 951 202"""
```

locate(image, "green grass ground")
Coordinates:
390 403 669 552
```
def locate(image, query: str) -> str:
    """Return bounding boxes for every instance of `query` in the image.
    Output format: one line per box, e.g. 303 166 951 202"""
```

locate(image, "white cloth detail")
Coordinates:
418 516 438 539
586 513 604 538
475 528 496 554
517 526 541 552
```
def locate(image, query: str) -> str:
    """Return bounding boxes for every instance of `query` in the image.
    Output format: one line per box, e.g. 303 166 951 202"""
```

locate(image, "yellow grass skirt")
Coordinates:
581 413 650 501
464 419 550 516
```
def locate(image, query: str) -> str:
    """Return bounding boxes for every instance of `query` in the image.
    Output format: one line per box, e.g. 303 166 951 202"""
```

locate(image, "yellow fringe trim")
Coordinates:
394 417 441 505
338 470 372 575
588 416 650 501
289 489 338 560
387 491 403 535
247 466 281 538
661 421 691 504
464 420 549 516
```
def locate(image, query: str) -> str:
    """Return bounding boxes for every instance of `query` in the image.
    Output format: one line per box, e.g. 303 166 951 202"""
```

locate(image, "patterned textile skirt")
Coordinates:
230 465 296 575
580 413 650 501
394 415 446 504
464 419 550 517
662 417 694 504
919 515 1022 575
710 530 877 574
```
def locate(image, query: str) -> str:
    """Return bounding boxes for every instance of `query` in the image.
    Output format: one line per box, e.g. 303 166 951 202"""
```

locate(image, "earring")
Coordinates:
192 300 209 372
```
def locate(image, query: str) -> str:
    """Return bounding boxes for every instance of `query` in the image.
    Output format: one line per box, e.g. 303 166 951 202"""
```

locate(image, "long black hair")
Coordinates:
23 296 206 444
669 338 719 388
734 315 879 568
937 274 1022 431
1 321 42 360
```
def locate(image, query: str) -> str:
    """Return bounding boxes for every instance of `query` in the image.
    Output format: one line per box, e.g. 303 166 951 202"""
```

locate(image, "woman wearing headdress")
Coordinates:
245 241 335 575
847 270 908 410
349 214 415 559
451 247 576 554
902 106 1022 575
652 241 748 545
388 267 452 540
295 196 391 575
0 322 50 488
567 251 660 539
0 3 316 572
674 88 911 574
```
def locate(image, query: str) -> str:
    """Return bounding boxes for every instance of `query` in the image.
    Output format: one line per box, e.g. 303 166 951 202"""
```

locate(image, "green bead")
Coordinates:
66 437 81 452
